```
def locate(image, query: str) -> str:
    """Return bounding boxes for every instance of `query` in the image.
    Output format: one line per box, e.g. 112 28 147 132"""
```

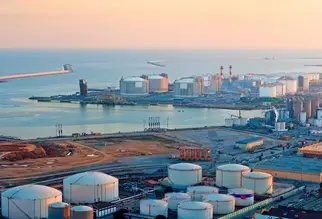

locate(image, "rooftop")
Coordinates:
258 206 322 219
236 137 263 144
255 156 322 174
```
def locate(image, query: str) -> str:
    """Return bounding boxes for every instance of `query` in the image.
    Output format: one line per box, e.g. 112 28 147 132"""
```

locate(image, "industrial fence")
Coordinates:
217 186 305 219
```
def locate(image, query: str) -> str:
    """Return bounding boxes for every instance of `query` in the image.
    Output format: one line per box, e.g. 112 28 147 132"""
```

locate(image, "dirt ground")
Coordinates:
0 136 178 178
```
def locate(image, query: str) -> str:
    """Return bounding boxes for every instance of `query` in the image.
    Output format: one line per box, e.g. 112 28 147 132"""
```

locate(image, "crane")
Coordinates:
229 110 242 119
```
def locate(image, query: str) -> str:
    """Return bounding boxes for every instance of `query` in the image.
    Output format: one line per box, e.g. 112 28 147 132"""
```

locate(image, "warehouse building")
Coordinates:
235 137 264 151
255 156 322 183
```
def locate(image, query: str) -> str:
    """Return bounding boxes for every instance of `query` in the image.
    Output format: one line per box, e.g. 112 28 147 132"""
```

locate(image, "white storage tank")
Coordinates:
277 76 297 94
174 76 204 97
149 74 168 93
239 118 248 126
48 202 71 219
242 172 273 195
280 121 286 130
178 201 213 219
140 199 168 217
313 119 322 127
202 194 235 214
216 164 251 188
275 82 286 96
71 206 93 219
120 76 149 96
63 171 119 204
259 85 277 97
300 112 307 124
232 118 240 126
225 118 234 127
228 188 254 206
317 109 322 119
168 163 202 186
275 122 281 131
164 192 191 210
186 186 219 201
1 184 62 219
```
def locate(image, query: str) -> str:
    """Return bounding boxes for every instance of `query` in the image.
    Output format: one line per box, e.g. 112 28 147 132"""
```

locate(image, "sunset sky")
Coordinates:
1 0 321 49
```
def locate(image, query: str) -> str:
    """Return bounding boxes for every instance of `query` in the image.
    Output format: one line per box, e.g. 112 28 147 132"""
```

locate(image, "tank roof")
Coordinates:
277 76 296 81
123 76 145 82
165 192 191 199
168 163 202 171
203 193 234 201
48 202 70 208
187 186 219 193
255 156 322 174
217 164 250 171
140 199 167 205
243 171 272 179
175 77 196 83
2 184 62 200
228 188 254 195
178 201 213 210
149 75 164 79
63 171 118 185
71 206 93 212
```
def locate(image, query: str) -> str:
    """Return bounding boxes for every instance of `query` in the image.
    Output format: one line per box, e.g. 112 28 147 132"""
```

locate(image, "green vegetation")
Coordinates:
258 97 281 102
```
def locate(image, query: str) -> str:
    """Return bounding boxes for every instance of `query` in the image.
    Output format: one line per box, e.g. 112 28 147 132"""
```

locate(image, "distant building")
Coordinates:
235 137 264 151
174 76 204 97
298 75 309 92
293 101 303 121
79 79 88 96
304 100 312 118
255 156 322 183
312 98 320 118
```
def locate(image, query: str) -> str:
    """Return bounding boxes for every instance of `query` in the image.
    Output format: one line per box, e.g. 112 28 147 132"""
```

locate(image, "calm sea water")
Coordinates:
0 49 321 138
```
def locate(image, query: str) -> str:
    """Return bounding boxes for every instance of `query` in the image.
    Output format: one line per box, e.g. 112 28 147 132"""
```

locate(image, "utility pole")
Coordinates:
166 116 169 130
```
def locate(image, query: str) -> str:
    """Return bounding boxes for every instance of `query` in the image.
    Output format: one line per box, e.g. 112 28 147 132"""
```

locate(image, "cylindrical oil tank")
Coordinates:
120 76 149 96
239 118 248 126
232 118 240 126
277 76 297 94
216 164 251 188
242 172 273 195
279 122 286 130
225 118 234 127
275 83 286 96
1 184 62 219
164 193 191 210
312 98 320 118
228 188 254 206
168 163 202 186
48 202 71 219
202 194 235 214
186 186 219 201
304 100 312 118
313 119 322 127
317 109 322 119
149 74 168 93
275 122 281 130
71 206 93 219
259 85 277 97
140 199 168 217
174 77 204 97
63 171 119 204
300 112 307 124
178 201 213 219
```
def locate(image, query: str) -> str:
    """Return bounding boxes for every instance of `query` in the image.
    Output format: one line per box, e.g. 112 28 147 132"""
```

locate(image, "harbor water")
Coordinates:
0 49 321 138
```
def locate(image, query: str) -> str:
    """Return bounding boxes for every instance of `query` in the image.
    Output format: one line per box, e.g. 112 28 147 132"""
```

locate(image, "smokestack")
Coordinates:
220 66 224 79
229 65 232 83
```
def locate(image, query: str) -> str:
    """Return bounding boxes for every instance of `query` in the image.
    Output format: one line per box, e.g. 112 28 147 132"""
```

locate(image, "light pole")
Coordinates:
166 116 169 130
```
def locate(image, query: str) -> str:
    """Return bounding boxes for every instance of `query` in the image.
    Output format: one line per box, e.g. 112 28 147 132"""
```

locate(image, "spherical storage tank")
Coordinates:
120 76 149 96
71 206 93 219
216 164 251 188
149 73 168 93
178 201 213 219
203 194 235 214
140 199 168 217
228 188 254 206
165 193 191 210
63 171 119 204
168 163 202 186
187 186 219 201
1 184 62 219
48 202 71 219
242 172 273 195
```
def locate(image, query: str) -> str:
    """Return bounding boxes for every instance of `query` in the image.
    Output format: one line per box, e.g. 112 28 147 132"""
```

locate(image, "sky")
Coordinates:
1 0 322 49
